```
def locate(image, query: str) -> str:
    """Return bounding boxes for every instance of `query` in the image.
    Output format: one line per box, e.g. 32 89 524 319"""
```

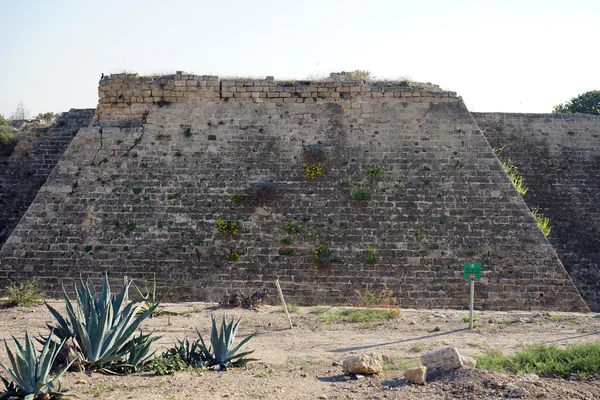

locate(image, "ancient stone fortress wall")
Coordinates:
475 113 600 311
94 72 458 126
0 73 588 312
0 109 95 247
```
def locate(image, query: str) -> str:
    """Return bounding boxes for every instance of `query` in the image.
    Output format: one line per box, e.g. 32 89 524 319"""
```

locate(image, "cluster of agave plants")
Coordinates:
0 275 256 399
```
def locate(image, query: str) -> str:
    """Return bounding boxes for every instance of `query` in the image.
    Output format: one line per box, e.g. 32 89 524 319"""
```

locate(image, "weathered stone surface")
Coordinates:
343 353 383 375
0 109 94 248
420 347 463 376
0 74 590 313
404 366 427 385
460 355 477 369
475 112 600 312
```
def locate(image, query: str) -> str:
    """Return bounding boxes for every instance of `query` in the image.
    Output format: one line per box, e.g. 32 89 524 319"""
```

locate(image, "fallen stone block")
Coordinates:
343 353 383 375
404 366 427 385
420 346 463 376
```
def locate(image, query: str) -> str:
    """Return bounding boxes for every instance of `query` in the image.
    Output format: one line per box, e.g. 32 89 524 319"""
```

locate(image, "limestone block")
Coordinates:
343 353 383 375
404 366 426 385
420 347 463 376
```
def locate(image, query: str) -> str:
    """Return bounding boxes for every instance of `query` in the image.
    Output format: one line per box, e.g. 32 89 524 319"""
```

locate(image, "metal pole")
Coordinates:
469 278 474 330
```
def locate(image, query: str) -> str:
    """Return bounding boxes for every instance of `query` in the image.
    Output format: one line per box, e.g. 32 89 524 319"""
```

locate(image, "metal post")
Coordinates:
469 278 474 330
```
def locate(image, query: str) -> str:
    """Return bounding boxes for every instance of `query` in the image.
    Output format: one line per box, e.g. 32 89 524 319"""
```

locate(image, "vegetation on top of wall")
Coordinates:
0 114 18 148
493 147 528 196
344 70 373 81
553 90 600 115
531 208 552 237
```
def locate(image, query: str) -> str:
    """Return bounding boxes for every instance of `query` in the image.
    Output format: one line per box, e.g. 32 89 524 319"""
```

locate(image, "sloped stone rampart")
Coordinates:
475 112 600 311
0 109 95 248
0 75 588 312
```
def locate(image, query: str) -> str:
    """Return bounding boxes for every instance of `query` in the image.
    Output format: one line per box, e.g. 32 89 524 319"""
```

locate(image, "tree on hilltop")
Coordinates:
10 102 29 120
553 90 600 115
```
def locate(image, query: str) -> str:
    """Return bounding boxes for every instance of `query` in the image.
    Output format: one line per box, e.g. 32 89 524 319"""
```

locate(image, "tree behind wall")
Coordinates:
553 90 600 116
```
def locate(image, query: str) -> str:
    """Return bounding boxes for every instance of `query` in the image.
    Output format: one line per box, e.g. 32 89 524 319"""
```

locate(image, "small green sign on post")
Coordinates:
463 262 482 281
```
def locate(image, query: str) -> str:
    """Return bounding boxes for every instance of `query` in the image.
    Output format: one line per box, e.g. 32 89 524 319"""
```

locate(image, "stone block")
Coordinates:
343 353 383 375
420 346 463 376
404 366 426 385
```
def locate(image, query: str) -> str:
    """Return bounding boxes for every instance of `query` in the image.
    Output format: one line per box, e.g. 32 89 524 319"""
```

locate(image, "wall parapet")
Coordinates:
95 72 459 126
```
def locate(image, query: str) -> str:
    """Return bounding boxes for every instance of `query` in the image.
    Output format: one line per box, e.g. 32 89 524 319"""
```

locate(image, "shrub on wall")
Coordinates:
214 218 240 235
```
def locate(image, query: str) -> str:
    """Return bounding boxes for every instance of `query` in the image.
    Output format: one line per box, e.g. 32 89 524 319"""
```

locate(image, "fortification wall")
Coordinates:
94 72 458 126
475 112 600 311
0 74 588 312
0 109 95 248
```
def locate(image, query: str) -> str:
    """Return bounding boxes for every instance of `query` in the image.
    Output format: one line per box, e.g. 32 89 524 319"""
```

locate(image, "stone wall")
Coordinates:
475 112 600 311
94 72 458 126
0 74 588 312
0 109 95 248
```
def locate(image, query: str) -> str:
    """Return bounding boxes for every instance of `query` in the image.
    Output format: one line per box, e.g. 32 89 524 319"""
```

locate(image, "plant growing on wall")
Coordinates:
283 220 302 233
531 208 552 237
214 218 240 235
366 163 386 179
493 147 528 196
230 194 246 204
304 163 324 180
352 188 371 201
311 244 338 267
365 246 380 265
225 250 241 262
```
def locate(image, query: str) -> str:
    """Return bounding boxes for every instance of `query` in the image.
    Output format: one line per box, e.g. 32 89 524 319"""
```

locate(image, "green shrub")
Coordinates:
230 194 246 203
312 244 336 265
366 163 386 179
365 247 379 265
477 343 600 379
150 338 206 375
214 218 240 235
345 70 373 81
4 281 44 307
352 188 371 201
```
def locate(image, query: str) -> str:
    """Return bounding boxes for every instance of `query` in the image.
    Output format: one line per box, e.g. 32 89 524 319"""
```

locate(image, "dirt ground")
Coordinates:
1 301 600 399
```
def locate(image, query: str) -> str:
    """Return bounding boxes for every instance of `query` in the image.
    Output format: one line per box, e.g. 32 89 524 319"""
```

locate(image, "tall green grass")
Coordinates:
477 343 600 379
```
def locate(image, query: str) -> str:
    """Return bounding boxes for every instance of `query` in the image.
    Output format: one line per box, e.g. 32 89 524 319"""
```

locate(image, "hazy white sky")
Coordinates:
1 0 599 117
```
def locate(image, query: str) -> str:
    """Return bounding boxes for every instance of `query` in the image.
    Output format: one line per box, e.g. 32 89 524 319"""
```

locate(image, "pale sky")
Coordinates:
1 0 599 118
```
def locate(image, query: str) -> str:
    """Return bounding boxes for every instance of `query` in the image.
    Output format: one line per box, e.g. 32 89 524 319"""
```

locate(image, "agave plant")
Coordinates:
197 316 257 368
0 331 73 399
44 275 158 373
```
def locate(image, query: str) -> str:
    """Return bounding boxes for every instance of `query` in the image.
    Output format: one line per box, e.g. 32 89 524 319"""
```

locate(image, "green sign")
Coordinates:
463 262 482 280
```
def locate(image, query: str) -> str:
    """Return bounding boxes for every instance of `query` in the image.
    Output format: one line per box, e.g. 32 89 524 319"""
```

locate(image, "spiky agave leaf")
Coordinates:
0 331 73 399
44 274 158 373
196 316 257 368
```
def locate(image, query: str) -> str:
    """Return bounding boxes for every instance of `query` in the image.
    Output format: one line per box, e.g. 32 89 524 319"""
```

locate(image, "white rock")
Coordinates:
343 353 383 375
460 355 477 368
404 366 427 385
